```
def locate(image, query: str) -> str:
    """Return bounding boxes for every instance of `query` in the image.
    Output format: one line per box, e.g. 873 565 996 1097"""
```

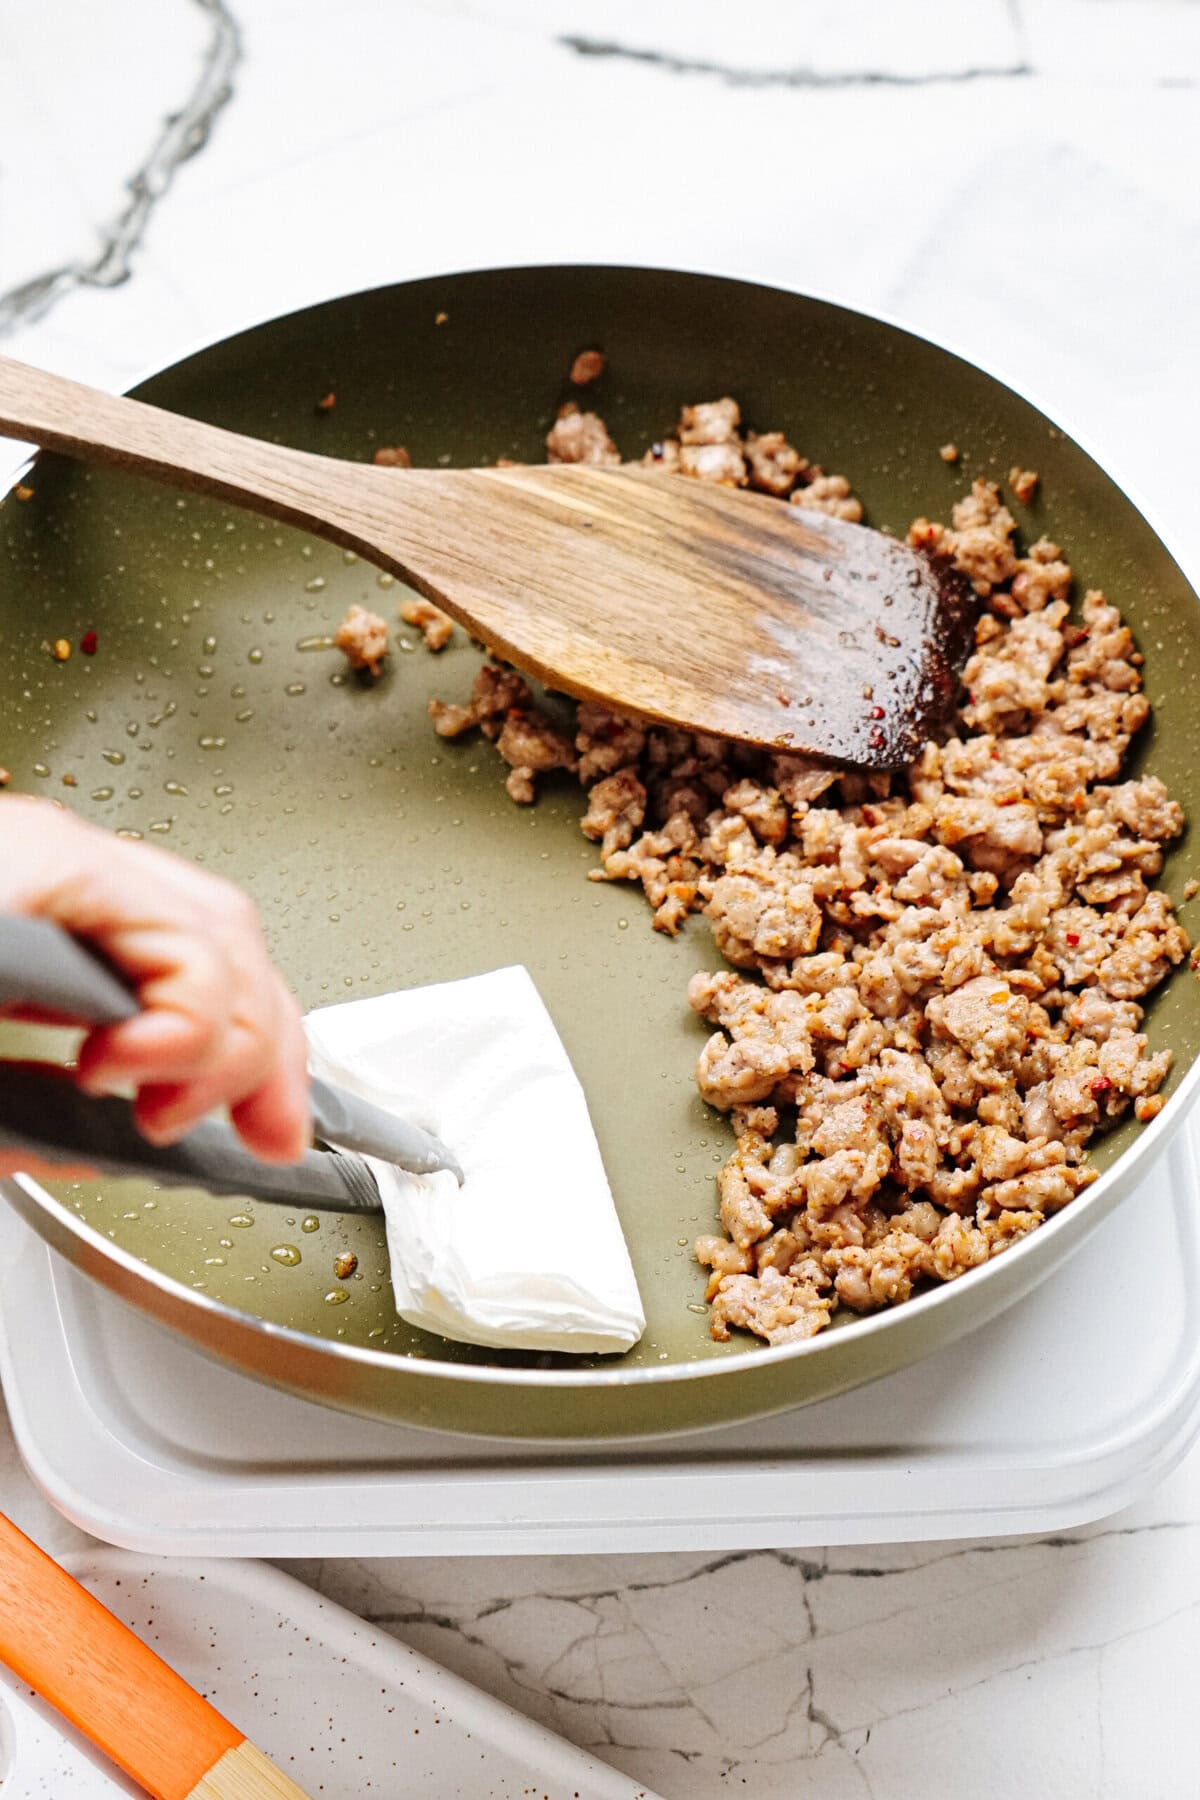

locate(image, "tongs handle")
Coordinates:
0 916 460 1196
0 1061 383 1209
0 914 138 1024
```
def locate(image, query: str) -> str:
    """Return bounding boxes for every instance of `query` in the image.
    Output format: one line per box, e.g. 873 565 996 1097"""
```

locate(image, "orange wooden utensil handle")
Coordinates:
0 1514 308 1799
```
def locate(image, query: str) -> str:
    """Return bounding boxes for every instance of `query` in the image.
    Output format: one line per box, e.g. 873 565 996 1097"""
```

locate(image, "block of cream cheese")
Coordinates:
303 966 645 1355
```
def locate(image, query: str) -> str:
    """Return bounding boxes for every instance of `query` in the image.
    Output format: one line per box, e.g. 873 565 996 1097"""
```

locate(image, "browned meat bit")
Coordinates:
1010 537 1071 614
942 479 1019 596
596 811 704 937
335 604 388 676
429 663 532 740
940 443 960 463
1009 466 1039 504
789 473 863 523
545 404 620 466
676 397 747 486
744 431 807 497
427 697 475 737
680 441 747 485
771 755 839 811
399 596 454 651
1185 878 1200 901
678 398 742 445
1095 890 1189 999
581 767 646 858
497 710 576 805
0 770 9 789
575 705 647 784
569 348 605 385
334 1252 358 1279
709 1264 833 1344
373 445 412 468
722 778 789 845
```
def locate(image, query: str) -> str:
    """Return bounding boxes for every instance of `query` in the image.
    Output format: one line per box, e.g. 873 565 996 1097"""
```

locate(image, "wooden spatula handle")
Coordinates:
0 1514 312 1799
0 351 379 545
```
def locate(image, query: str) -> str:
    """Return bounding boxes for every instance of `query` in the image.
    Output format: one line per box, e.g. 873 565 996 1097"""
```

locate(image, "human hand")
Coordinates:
0 797 310 1164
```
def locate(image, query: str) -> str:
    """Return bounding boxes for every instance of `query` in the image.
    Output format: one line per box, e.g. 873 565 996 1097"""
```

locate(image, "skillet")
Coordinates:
1 265 1198 1441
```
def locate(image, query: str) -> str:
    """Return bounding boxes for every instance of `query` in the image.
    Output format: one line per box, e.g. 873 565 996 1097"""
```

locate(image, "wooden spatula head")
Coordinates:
386 463 980 767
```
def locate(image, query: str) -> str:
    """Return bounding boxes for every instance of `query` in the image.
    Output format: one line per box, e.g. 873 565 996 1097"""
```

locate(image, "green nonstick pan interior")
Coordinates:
2 267 1199 1439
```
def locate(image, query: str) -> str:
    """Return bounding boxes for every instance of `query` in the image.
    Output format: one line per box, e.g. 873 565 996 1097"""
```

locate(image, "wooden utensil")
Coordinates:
0 1513 313 1799
0 353 976 768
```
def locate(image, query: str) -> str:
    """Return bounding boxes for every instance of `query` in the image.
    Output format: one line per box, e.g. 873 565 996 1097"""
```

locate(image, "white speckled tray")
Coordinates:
0 1552 659 1798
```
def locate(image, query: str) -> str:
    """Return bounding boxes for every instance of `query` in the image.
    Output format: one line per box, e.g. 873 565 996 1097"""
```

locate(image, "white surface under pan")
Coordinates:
2 1106 1198 1555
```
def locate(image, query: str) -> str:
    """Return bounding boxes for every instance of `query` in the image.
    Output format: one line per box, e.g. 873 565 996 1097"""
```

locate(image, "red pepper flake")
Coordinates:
80 629 98 655
316 391 337 411
1065 931 1080 946
1090 1076 1112 1095
569 348 605 385
869 705 885 719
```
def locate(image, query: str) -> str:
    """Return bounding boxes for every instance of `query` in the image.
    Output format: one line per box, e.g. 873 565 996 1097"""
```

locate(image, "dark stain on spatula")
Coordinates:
606 471 982 768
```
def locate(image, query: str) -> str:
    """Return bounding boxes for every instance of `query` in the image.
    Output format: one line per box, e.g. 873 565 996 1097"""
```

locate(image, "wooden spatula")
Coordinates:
0 354 977 768
0 1513 313 1798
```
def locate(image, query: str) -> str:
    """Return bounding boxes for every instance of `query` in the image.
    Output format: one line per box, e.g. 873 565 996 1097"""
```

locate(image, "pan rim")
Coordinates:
4 260 1200 1397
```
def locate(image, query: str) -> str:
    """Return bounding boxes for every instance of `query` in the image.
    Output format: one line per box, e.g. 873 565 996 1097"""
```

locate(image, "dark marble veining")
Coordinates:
0 0 240 337
559 33 1031 89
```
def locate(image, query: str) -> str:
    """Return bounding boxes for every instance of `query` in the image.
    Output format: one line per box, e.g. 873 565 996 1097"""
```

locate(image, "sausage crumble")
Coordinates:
419 396 1190 1345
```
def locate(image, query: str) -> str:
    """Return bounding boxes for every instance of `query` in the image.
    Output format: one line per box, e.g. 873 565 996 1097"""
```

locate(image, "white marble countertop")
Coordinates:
2 2 1200 1793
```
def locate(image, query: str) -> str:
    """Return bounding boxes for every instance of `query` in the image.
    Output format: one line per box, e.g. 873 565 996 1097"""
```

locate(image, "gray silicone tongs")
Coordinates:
0 915 463 1211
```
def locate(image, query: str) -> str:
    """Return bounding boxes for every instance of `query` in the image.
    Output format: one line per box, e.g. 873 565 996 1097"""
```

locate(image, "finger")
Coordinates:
76 986 231 1094
230 1057 311 1165
130 955 297 1144
137 976 310 1160
229 975 311 1163
132 1015 276 1144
